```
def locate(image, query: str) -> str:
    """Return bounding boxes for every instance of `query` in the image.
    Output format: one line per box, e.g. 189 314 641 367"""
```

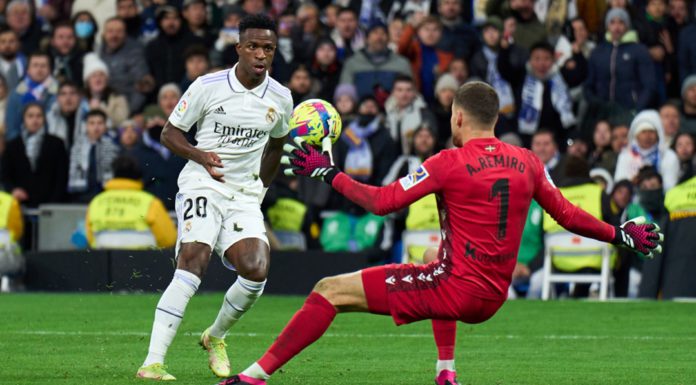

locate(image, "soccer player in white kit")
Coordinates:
136 14 293 381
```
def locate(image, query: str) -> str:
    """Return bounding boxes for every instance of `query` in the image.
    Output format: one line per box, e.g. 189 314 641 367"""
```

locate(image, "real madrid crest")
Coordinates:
266 107 276 123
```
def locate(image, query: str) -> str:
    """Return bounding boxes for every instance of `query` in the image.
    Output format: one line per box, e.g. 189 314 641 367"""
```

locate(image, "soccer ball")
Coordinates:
288 99 342 147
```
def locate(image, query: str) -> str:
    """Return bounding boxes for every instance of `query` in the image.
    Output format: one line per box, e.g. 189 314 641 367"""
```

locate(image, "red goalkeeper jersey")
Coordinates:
332 137 616 300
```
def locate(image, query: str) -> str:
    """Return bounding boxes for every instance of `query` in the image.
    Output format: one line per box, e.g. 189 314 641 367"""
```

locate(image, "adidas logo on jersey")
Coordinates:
213 106 226 114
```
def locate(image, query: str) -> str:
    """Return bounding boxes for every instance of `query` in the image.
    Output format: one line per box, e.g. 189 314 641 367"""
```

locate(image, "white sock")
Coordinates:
209 276 266 338
242 362 270 380
437 359 456 373
143 269 200 366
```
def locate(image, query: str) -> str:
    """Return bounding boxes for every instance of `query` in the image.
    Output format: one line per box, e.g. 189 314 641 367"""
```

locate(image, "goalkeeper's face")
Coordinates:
236 28 277 81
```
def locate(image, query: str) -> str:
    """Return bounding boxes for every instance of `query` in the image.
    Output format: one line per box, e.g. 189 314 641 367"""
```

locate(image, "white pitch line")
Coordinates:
4 330 695 341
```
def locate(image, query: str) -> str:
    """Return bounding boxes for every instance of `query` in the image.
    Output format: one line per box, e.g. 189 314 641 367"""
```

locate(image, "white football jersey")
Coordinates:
169 65 293 202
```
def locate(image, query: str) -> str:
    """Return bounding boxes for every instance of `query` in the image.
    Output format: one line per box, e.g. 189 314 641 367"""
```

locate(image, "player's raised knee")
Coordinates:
235 253 269 282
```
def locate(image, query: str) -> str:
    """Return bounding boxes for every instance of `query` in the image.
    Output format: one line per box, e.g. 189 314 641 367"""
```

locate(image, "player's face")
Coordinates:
23 105 45 134
236 28 277 81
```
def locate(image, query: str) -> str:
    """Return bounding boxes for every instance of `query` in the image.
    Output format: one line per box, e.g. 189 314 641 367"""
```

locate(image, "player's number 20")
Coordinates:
489 178 509 240
183 197 208 220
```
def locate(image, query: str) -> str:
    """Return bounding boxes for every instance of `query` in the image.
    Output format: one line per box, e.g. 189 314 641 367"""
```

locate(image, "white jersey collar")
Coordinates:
228 63 269 98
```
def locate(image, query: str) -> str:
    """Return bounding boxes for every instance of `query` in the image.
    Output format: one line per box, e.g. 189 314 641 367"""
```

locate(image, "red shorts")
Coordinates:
361 262 505 325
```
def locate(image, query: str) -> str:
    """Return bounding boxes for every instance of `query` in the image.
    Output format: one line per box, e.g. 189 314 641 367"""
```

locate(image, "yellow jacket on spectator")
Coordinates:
0 191 24 243
86 178 176 249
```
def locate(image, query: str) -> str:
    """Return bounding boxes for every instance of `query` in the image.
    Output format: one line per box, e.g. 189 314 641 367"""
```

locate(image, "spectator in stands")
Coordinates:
147 6 205 90
340 22 412 100
677 8 696 85
589 120 618 174
1 102 68 207
46 81 88 150
672 132 695 182
659 102 680 148
432 73 458 147
486 0 547 51
447 57 468 84
636 166 668 222
398 15 453 104
680 75 696 135
569 17 596 60
180 45 210 92
132 84 186 210
388 2 430 22
385 75 437 155
100 17 152 114
322 4 339 30
0 188 23 287
501 41 585 147
590 167 615 193
288 65 316 106
611 122 630 153
437 0 479 60
667 0 689 94
86 155 176 250
0 27 25 92
584 9 655 119
566 131 590 159
470 17 517 118
209 5 244 68
83 53 129 129
72 11 99 52
634 0 672 104
615 109 679 190
309 37 341 102
118 119 142 154
292 2 326 66
116 0 143 40
332 7 364 62
48 22 85 88
333 83 358 123
531 129 567 184
68 109 120 203
387 17 405 52
5 52 57 141
275 11 296 66
182 0 215 48
242 0 266 15
6 0 46 56
329 95 398 213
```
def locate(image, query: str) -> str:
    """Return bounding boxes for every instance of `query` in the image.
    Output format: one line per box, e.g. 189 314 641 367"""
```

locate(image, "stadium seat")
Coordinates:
401 230 441 264
541 232 612 301
273 231 307 251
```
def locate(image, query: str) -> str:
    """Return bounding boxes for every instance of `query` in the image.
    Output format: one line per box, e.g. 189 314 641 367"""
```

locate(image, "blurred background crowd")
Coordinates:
0 0 694 298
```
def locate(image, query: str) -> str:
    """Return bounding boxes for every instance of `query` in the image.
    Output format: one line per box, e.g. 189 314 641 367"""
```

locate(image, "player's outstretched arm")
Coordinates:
531 155 663 257
281 137 441 215
160 121 224 182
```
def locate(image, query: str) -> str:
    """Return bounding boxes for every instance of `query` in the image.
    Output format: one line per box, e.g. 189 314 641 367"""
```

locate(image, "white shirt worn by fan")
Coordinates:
168 64 293 203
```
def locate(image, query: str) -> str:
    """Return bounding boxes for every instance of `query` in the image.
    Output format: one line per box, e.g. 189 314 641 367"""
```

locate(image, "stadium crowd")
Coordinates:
0 0 694 298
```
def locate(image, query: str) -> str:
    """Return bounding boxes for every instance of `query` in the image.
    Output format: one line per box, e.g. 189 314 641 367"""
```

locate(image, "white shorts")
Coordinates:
175 188 268 270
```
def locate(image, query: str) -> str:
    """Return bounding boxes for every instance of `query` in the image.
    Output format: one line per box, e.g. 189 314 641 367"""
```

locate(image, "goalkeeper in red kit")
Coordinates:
217 82 663 385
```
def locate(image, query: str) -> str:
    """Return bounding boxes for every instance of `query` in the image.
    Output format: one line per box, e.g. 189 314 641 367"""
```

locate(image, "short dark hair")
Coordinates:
530 41 554 56
112 155 143 180
453 81 499 127
564 155 590 179
184 44 210 61
58 80 80 92
27 51 52 69
636 165 662 187
51 21 74 37
86 109 107 121
337 6 357 18
393 74 415 87
533 129 556 141
239 13 277 36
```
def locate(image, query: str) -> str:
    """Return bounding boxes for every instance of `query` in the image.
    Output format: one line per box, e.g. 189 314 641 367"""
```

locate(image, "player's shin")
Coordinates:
209 276 266 338
243 291 337 379
143 269 201 366
432 319 456 367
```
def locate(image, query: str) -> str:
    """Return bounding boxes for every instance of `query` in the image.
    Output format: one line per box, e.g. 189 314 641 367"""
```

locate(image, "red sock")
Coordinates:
432 320 456 361
257 292 337 375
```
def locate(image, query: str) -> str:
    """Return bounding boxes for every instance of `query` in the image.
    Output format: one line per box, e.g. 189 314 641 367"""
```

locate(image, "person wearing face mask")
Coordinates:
635 166 667 222
72 11 99 52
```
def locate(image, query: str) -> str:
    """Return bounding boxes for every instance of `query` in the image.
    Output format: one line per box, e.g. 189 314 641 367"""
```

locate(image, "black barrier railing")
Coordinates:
25 249 379 294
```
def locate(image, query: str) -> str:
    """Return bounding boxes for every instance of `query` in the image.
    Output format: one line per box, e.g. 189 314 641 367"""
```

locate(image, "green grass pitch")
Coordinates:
1 294 694 385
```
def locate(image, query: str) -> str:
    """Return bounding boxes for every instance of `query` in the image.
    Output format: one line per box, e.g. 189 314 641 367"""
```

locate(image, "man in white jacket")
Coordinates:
614 110 679 191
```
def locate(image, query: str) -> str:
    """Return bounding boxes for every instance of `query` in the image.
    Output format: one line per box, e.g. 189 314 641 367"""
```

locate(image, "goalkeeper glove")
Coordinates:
281 136 338 183
612 216 664 258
